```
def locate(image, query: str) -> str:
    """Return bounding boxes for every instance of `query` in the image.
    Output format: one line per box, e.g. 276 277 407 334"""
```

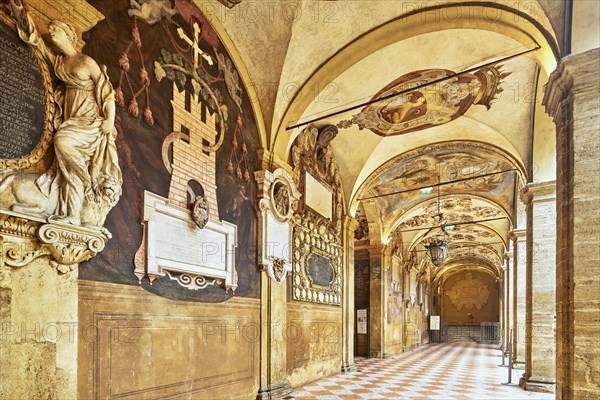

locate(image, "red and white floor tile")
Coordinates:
289 343 553 400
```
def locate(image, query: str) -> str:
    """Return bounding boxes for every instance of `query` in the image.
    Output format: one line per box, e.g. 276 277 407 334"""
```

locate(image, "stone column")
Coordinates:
368 244 385 358
544 48 600 400
341 217 359 372
504 251 513 359
498 264 506 354
520 181 557 392
512 229 527 369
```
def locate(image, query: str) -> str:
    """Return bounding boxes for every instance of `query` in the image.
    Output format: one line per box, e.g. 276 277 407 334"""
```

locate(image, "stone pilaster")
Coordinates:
341 217 359 372
368 244 385 358
512 229 527 368
520 181 557 393
256 273 291 400
543 47 600 400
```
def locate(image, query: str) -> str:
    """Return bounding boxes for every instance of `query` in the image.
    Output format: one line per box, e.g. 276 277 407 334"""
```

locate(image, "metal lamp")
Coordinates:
426 239 448 267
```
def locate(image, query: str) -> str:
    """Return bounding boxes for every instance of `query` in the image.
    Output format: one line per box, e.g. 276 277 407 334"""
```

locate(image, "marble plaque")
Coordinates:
141 191 237 289
266 212 290 261
304 172 333 219
0 19 45 159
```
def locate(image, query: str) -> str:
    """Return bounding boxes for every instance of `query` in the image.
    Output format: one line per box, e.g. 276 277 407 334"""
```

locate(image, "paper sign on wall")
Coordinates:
357 309 368 334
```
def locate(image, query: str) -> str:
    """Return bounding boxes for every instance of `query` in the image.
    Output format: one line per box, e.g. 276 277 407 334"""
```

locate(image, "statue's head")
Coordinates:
48 20 77 50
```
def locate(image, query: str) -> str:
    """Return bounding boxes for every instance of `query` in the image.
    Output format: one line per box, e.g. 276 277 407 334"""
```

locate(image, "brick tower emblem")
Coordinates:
164 82 221 221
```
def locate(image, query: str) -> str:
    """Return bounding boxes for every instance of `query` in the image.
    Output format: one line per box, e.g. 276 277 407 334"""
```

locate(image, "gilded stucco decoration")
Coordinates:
289 125 344 305
337 65 510 137
291 210 342 305
445 272 491 310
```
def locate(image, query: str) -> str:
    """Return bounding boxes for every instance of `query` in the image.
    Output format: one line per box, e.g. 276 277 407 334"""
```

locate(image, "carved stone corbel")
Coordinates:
256 168 301 283
0 210 110 273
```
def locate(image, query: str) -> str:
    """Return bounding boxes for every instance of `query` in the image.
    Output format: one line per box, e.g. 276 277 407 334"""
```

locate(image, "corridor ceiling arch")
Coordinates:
272 1 560 161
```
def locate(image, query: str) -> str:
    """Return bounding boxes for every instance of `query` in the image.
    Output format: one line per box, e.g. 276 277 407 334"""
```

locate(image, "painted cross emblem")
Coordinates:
176 22 213 70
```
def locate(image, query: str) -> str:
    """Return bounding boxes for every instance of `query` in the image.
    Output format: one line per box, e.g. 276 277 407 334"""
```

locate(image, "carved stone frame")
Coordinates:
134 191 238 292
256 168 301 283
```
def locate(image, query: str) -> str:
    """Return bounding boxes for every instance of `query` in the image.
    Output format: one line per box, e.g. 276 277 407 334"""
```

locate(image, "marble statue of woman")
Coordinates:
5 0 122 226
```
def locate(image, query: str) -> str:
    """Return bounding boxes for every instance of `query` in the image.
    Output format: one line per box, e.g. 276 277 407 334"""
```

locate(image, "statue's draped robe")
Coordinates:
18 18 121 222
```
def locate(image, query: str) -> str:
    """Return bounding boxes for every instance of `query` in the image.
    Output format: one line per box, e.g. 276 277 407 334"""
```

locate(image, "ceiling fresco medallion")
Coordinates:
338 65 510 137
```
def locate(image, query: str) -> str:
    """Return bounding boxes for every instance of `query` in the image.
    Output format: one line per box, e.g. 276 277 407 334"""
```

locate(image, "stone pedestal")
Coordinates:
520 181 557 393
0 260 77 399
544 47 600 400
512 229 527 369
341 217 358 372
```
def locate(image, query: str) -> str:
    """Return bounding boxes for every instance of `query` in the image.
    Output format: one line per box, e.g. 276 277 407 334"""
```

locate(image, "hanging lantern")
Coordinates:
426 239 448 267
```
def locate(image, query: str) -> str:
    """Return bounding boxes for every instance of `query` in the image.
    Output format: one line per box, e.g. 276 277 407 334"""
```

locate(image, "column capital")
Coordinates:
510 229 527 241
544 49 600 123
255 149 293 173
344 215 360 232
368 243 385 254
523 181 556 203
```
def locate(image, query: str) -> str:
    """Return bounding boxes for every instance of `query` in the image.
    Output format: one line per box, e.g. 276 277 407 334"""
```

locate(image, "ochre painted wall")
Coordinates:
286 302 342 388
78 281 260 399
442 270 499 325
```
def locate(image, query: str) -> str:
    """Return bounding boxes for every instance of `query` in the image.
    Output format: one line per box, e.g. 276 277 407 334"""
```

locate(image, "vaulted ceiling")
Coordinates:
203 0 563 275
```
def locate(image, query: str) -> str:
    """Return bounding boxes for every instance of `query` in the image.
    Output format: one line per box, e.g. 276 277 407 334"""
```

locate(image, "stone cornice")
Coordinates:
544 48 600 123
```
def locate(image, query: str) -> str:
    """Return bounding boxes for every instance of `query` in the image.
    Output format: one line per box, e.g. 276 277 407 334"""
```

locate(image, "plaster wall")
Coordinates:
78 280 260 399
286 302 342 388
442 270 499 325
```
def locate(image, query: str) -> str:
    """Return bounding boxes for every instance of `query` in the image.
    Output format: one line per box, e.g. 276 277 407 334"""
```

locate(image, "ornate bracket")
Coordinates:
0 210 110 273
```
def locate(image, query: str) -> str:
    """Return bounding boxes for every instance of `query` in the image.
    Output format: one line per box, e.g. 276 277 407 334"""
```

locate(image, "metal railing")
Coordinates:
480 322 500 343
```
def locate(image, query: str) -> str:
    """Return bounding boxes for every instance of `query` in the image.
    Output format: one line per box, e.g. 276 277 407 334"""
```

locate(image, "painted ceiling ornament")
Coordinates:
337 65 511 137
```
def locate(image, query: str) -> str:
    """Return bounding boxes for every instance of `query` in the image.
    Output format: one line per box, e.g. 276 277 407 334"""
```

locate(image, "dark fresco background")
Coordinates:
79 0 261 302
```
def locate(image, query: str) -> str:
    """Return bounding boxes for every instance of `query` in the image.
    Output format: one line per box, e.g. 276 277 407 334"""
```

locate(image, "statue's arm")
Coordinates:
8 0 55 64
88 59 116 134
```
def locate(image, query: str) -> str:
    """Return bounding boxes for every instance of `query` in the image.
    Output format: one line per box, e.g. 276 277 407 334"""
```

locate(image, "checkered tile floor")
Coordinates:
288 343 553 400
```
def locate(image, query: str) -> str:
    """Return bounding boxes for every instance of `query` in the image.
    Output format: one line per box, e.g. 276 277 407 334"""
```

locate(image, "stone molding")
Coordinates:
522 181 557 203
256 380 292 400
544 49 600 123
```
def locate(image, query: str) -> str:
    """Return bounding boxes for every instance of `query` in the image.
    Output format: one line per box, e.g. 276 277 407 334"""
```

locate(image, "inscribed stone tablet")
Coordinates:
0 19 45 159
